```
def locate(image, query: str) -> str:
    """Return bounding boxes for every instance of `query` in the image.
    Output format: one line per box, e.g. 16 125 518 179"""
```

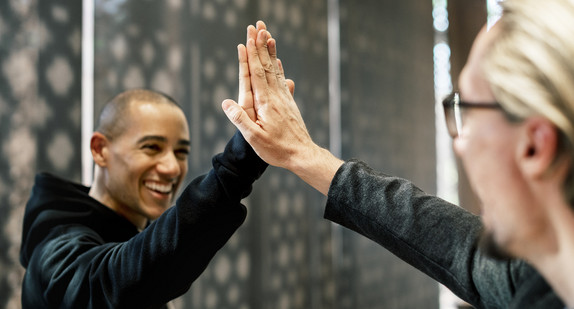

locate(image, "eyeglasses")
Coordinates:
442 92 502 138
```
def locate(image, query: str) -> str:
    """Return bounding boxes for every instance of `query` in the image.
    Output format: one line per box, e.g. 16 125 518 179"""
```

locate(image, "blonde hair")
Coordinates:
483 0 574 204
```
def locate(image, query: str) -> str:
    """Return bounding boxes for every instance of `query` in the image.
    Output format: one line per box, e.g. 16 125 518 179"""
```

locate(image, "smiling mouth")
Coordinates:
144 181 174 195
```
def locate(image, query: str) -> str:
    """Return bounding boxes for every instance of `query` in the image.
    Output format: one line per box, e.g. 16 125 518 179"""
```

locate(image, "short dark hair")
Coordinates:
96 89 181 140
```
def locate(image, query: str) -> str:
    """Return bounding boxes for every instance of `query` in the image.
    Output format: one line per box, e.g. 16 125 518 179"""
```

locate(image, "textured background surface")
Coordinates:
0 0 437 308
0 1 82 308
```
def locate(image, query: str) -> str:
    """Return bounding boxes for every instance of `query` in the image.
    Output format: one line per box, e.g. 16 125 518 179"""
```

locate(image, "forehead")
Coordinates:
122 101 190 140
458 25 499 101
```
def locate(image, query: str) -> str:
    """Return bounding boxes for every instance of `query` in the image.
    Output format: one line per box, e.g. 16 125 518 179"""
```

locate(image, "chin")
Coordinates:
477 228 515 261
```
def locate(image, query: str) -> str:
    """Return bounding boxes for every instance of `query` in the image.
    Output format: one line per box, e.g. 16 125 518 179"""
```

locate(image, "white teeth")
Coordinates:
145 182 172 194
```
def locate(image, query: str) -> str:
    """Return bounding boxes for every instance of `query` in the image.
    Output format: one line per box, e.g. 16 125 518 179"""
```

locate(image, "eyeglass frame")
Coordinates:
442 92 503 138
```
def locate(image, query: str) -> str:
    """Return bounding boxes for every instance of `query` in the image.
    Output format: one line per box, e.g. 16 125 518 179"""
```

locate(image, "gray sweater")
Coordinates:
325 160 564 308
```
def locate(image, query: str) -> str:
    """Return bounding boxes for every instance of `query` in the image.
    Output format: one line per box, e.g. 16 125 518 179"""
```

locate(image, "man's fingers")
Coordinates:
238 44 251 104
277 59 294 97
267 38 286 89
246 25 254 43
286 79 295 96
256 30 278 89
256 20 267 31
247 24 257 46
246 38 270 106
237 44 257 121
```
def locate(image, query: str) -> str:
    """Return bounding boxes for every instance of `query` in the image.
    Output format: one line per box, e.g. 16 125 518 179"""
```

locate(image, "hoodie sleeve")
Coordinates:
22 131 267 309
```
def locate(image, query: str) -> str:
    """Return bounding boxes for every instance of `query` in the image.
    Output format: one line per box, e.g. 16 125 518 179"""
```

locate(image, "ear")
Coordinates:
91 132 110 167
518 117 559 179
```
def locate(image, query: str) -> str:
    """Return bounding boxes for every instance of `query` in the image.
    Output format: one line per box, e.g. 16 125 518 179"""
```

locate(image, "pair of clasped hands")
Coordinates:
222 21 344 196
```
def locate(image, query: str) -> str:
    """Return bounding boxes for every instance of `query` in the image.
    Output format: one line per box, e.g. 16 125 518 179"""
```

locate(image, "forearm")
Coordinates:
324 160 519 307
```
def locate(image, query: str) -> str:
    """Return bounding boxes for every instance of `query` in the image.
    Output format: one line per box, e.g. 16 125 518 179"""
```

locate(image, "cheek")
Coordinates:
453 135 491 182
181 161 188 176
174 162 188 188
454 132 519 199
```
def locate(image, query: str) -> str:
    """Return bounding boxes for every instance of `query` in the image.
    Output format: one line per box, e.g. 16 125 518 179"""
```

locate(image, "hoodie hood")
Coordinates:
20 172 139 267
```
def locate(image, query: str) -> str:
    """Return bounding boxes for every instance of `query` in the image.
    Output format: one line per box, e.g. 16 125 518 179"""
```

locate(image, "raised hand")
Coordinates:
223 21 342 195
237 21 294 123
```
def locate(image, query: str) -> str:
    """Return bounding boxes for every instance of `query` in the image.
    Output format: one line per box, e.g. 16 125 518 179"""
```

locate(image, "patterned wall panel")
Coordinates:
338 0 439 308
0 0 82 308
242 1 335 308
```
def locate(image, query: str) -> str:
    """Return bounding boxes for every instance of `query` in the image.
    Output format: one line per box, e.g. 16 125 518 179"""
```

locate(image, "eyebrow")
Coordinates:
137 135 191 146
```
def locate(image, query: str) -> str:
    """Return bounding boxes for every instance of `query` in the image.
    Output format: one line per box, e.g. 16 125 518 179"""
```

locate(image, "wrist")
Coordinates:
288 144 344 195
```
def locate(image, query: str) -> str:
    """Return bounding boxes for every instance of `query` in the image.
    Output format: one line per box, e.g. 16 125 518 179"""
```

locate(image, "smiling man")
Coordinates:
223 2 574 306
89 90 191 230
20 89 268 308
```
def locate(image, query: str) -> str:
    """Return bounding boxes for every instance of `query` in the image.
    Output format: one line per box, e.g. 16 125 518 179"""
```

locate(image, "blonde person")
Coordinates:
224 1 574 307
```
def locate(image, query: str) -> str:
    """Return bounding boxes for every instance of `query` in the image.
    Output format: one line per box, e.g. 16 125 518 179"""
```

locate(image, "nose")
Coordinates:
157 152 181 178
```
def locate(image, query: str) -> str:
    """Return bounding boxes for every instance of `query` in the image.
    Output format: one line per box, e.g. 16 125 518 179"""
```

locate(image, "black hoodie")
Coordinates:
20 132 267 308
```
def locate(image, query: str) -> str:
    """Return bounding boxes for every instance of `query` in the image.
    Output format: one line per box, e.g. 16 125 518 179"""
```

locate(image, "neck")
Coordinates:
527 201 574 307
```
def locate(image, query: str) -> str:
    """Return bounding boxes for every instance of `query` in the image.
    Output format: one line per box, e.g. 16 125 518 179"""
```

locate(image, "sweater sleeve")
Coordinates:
24 131 267 309
323 160 540 309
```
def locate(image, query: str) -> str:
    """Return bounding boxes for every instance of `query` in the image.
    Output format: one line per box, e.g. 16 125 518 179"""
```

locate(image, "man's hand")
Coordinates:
236 21 294 124
225 21 304 169
223 21 342 195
